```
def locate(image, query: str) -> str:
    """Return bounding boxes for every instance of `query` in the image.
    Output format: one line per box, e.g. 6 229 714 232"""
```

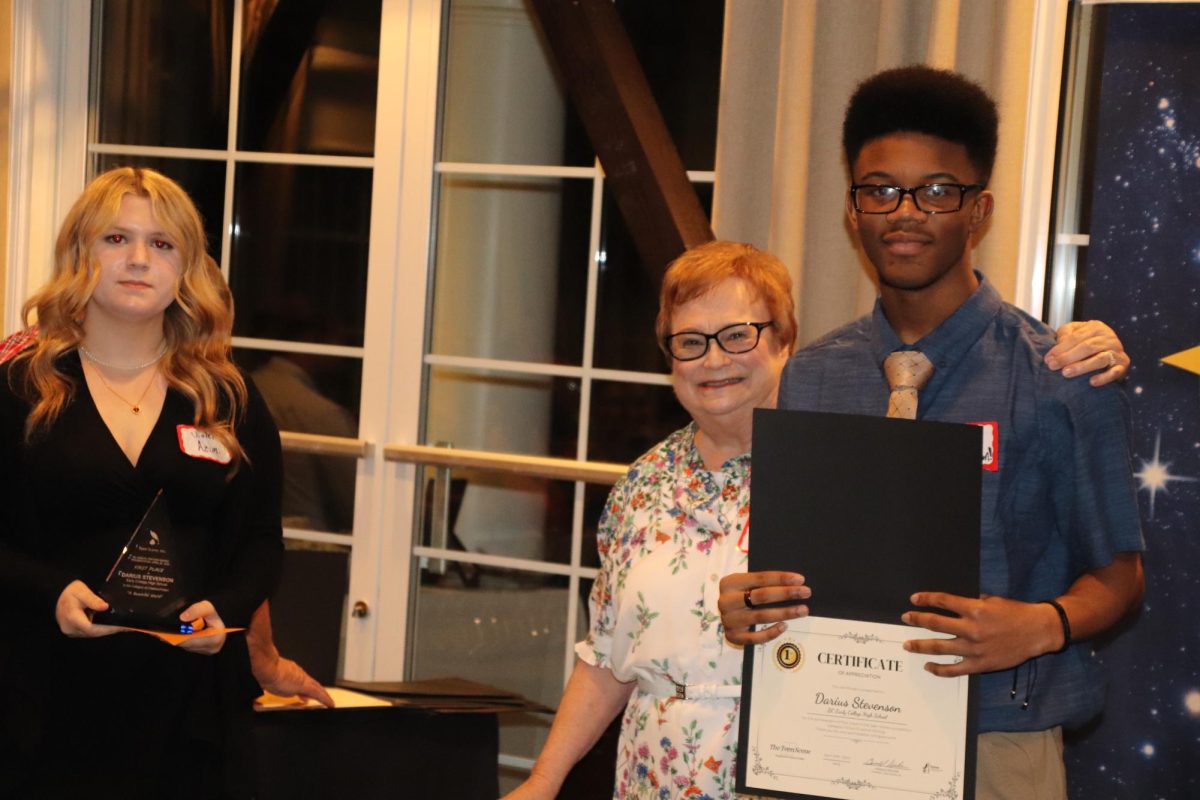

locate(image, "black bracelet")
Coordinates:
1042 599 1072 653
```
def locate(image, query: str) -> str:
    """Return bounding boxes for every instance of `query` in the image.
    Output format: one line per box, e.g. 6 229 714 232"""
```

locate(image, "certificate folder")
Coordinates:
748 409 981 621
738 409 981 800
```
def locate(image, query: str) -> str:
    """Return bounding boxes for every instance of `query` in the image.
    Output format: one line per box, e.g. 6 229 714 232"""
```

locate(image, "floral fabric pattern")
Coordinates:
577 423 762 799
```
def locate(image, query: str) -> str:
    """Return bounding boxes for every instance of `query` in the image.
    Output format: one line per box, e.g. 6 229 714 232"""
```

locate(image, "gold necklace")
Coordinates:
88 365 159 415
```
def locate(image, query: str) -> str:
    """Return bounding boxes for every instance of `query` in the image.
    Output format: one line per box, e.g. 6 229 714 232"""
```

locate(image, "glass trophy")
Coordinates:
93 490 202 633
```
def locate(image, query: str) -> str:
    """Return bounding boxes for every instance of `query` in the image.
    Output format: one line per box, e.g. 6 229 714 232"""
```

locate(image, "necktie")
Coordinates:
883 350 934 419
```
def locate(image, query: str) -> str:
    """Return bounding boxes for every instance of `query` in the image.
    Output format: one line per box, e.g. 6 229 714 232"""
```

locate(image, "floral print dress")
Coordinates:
576 423 761 800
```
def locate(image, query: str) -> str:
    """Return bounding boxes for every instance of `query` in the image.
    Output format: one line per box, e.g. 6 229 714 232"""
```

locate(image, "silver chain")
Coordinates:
78 342 167 371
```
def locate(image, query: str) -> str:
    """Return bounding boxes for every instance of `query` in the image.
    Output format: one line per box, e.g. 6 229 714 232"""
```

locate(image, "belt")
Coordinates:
637 674 741 701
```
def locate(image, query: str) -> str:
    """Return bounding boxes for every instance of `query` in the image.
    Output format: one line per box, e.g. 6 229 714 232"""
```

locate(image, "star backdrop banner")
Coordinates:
1068 5 1200 799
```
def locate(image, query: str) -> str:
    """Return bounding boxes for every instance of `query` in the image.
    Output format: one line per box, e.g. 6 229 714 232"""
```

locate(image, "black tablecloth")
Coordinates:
254 704 499 799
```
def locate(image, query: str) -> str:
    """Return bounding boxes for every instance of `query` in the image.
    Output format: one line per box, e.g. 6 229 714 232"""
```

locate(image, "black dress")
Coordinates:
0 352 283 799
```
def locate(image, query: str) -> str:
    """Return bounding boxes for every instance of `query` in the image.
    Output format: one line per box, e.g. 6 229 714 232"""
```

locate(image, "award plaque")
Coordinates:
93 490 202 633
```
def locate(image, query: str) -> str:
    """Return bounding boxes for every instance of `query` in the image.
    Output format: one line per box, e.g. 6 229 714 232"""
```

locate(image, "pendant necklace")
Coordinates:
88 364 159 415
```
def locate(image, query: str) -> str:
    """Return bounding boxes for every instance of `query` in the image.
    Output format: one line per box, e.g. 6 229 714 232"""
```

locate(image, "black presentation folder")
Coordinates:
738 408 982 800
748 408 981 621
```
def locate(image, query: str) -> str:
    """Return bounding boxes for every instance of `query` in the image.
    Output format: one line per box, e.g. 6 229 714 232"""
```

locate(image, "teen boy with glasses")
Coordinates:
720 66 1144 800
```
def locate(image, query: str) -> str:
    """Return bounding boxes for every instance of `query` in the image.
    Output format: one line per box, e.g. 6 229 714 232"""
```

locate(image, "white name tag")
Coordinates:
177 425 232 464
970 421 999 472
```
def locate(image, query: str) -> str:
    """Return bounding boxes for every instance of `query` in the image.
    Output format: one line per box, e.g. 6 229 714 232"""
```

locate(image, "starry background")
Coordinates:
1066 4 1200 799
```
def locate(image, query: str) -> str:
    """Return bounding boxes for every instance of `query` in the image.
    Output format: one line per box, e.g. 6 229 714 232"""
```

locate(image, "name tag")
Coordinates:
970 421 999 472
177 425 232 464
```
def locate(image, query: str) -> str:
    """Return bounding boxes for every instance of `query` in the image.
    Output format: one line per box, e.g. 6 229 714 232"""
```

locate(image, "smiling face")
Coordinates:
668 277 791 431
85 194 184 328
847 131 993 295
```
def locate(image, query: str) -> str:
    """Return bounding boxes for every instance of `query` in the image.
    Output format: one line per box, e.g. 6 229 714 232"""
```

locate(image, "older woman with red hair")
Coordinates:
506 240 1128 800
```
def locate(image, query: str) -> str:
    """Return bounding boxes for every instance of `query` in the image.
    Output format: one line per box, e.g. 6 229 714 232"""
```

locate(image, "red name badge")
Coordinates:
970 421 999 472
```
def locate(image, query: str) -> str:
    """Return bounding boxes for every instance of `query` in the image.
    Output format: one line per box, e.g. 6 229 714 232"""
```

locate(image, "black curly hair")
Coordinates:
842 66 999 185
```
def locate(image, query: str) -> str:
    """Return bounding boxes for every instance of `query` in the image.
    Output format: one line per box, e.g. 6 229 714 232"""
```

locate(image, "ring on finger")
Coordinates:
1104 350 1117 369
743 588 757 610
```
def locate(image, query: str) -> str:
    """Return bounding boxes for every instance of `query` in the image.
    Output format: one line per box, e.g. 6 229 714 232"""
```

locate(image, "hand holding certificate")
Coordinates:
736 409 982 800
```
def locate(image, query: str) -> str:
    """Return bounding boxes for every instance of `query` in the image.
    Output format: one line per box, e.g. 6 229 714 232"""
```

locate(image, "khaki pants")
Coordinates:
975 728 1067 800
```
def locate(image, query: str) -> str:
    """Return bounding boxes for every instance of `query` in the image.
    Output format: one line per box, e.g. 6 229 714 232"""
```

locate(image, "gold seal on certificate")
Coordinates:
774 640 805 671
738 410 981 800
93 490 202 633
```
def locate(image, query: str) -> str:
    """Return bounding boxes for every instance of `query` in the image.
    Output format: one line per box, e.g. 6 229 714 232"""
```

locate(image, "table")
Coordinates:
254 702 499 798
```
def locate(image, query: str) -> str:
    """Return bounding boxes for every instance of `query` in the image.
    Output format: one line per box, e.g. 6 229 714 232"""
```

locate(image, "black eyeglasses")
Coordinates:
850 183 984 214
663 321 774 362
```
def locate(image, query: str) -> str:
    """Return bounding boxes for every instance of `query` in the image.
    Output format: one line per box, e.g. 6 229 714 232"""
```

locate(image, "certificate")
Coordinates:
742 616 968 799
738 409 982 799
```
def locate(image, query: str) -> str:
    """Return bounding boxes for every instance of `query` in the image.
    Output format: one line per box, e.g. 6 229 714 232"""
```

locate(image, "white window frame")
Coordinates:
6 0 90 328
417 6 719 770
420 161 713 693
1014 0 1072 318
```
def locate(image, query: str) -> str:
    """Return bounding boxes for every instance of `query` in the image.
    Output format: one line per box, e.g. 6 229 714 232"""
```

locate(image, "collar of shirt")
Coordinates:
867 271 1004 411
681 420 751 476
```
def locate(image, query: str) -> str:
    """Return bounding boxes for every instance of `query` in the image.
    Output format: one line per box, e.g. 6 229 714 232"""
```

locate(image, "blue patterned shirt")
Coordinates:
777 274 1144 733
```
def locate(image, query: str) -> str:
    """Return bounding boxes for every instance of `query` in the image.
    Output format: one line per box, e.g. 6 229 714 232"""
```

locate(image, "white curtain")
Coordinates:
713 0 1040 345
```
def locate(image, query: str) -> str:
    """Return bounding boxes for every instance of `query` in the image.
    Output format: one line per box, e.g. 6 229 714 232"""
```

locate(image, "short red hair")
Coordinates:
656 240 797 355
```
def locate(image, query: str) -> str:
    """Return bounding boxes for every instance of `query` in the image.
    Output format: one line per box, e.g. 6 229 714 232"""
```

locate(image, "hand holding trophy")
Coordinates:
91 489 235 646
92 489 196 632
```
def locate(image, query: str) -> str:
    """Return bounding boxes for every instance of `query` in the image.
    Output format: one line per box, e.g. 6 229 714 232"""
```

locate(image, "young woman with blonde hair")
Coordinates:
0 166 283 798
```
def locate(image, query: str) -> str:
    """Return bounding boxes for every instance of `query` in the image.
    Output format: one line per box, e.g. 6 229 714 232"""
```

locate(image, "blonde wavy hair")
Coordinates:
15 166 248 463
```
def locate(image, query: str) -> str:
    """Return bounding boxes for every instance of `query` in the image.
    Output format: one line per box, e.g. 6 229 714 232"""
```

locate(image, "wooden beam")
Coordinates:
529 0 714 278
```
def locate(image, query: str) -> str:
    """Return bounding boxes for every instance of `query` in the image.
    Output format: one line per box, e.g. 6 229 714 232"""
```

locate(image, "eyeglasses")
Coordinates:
849 183 984 214
664 321 774 362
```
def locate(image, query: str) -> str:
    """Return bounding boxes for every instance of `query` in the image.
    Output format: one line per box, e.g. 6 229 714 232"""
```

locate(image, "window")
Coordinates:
89 0 384 681
410 0 725 777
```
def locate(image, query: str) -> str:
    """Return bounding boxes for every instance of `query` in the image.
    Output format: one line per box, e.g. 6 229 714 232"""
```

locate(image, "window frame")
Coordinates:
418 0 718 704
